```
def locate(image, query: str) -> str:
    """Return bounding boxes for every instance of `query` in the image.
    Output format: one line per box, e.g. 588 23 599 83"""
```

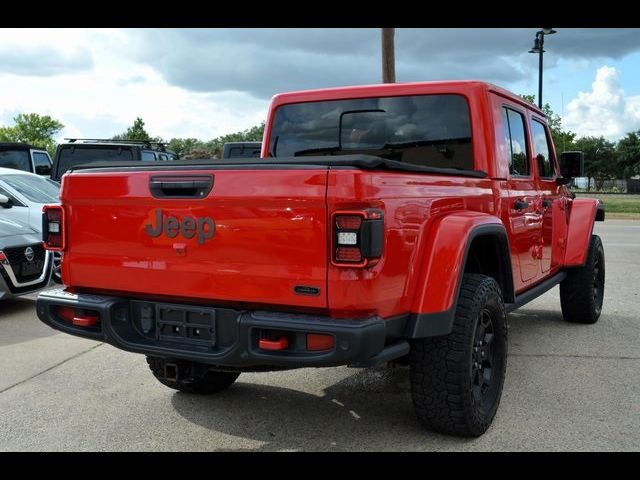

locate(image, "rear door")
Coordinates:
500 106 541 287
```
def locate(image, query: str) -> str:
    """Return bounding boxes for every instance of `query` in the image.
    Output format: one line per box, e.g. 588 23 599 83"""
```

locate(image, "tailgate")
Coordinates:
61 168 328 308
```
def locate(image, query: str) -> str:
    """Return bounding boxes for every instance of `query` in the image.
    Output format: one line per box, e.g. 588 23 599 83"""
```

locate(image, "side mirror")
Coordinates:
35 164 52 176
0 194 12 209
560 151 584 179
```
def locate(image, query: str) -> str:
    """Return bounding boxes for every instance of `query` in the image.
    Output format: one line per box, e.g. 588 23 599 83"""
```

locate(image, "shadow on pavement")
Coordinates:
0 297 58 347
0 297 37 318
170 366 472 451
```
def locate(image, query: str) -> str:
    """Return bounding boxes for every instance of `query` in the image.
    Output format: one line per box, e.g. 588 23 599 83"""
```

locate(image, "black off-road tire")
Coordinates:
560 234 605 324
146 356 240 394
409 274 507 437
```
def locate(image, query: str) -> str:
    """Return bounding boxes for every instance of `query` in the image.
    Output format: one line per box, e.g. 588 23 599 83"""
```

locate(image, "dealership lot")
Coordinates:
0 220 638 451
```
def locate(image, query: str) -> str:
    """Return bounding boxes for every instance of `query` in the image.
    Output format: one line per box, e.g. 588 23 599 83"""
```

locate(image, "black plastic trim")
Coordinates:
350 340 410 368
404 223 515 338
360 218 384 258
36 289 389 368
67 154 488 178
505 271 567 313
405 309 455 338
149 175 214 199
596 202 605 221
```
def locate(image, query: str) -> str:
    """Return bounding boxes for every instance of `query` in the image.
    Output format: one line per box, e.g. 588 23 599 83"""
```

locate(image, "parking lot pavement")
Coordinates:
0 220 638 451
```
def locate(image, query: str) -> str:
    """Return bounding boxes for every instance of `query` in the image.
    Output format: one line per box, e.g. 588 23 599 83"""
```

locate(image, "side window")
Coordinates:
32 152 52 174
502 107 529 176
33 152 51 168
531 119 554 178
141 151 156 161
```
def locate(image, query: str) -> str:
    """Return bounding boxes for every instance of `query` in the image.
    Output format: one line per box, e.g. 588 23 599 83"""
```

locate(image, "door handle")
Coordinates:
542 199 553 208
149 175 214 198
514 199 529 211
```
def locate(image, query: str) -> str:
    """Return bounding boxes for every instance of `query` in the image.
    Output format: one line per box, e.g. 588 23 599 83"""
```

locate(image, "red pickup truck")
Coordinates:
37 81 605 437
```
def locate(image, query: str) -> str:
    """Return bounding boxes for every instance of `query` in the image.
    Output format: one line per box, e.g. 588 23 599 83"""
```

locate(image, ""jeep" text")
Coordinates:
145 209 215 245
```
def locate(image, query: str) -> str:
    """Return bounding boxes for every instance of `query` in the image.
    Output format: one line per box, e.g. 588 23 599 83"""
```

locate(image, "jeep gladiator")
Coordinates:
36 81 605 437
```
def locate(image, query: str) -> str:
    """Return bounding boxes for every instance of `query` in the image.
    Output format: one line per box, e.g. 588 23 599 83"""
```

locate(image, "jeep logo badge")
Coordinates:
24 247 35 262
145 209 215 245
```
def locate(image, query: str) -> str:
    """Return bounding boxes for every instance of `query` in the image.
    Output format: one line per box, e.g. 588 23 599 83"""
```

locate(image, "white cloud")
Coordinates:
2 29 640 143
563 66 640 140
0 29 268 141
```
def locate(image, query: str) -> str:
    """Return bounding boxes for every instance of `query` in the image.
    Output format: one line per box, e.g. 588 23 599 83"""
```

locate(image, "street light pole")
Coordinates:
537 33 544 109
529 28 556 109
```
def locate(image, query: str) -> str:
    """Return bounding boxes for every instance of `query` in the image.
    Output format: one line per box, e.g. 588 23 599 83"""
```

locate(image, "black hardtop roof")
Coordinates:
0 142 38 151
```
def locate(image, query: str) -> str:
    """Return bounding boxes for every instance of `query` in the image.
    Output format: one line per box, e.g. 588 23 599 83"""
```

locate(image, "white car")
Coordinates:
0 167 61 282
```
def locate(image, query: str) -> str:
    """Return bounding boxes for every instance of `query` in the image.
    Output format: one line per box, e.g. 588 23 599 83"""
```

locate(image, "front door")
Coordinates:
531 117 564 274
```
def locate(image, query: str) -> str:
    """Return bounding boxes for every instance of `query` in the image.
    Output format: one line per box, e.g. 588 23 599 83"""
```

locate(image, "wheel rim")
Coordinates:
593 249 605 314
471 309 498 410
53 252 62 282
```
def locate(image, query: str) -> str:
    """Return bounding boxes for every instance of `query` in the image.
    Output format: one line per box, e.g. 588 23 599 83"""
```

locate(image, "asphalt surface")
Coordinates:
1 220 638 451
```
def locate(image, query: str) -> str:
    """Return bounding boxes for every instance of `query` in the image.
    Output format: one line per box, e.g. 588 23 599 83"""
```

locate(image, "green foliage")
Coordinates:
573 136 618 191
616 130 640 178
167 138 210 158
112 117 161 142
519 94 576 153
0 113 64 157
207 122 265 158
121 120 264 159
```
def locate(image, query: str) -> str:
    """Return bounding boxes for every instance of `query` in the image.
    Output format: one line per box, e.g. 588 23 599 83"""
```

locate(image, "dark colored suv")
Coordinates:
0 143 53 177
221 142 261 159
51 139 178 182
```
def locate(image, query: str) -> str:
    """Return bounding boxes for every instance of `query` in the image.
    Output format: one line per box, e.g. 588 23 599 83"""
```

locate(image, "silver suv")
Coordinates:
0 216 52 300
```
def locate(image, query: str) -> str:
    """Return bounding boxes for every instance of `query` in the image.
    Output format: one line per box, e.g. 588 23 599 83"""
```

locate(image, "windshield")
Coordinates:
0 149 31 172
1 173 60 203
268 94 474 171
55 146 134 180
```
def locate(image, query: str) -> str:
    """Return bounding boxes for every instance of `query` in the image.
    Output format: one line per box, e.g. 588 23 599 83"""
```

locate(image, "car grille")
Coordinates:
1 243 46 282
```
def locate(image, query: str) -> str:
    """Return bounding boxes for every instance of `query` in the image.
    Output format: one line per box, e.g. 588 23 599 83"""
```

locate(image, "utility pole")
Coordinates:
381 28 395 83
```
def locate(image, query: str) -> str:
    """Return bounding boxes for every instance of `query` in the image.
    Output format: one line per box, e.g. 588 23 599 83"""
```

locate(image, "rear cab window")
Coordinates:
0 149 31 172
54 146 134 180
268 94 475 172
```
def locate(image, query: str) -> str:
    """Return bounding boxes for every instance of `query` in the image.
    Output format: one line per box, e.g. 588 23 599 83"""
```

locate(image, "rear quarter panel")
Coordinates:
326 170 498 318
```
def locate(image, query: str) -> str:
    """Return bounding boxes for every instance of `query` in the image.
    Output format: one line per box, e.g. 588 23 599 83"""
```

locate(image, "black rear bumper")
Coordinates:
36 288 404 368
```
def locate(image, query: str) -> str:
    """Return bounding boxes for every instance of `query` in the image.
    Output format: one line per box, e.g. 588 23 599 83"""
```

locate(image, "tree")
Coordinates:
207 122 265 158
616 130 640 178
520 94 576 153
167 138 210 158
0 113 64 157
574 136 617 191
113 117 160 141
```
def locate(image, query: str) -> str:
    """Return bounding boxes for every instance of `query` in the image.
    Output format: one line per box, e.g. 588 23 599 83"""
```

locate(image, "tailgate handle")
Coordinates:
150 175 214 199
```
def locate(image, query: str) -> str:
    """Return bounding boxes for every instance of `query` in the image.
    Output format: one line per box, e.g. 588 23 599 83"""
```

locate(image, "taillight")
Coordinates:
332 209 384 267
43 205 65 251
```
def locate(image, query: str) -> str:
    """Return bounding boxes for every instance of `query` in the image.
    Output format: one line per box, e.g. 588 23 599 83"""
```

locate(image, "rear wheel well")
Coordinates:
464 234 514 303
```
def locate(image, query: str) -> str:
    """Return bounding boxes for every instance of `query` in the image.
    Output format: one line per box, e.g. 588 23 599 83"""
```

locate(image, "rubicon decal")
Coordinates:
145 209 215 245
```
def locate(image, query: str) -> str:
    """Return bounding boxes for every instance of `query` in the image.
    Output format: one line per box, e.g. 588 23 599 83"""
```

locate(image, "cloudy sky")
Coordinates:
1 28 639 142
